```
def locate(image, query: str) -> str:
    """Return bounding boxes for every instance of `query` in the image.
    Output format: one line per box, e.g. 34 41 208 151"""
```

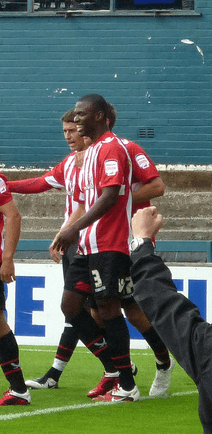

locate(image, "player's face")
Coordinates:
63 122 86 152
74 101 97 139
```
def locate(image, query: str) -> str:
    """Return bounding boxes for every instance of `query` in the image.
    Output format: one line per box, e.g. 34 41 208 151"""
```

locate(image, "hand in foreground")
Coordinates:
0 258 16 283
132 206 163 240
51 226 79 254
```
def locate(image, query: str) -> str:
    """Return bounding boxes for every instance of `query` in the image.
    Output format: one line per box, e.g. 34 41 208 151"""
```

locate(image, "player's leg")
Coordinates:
61 256 122 387
25 245 80 389
90 252 140 402
85 297 137 398
0 281 30 405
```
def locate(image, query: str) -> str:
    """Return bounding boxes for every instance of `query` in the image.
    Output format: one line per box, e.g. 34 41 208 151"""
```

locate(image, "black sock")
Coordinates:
105 315 135 391
45 325 79 382
142 327 170 370
70 309 116 373
0 331 27 393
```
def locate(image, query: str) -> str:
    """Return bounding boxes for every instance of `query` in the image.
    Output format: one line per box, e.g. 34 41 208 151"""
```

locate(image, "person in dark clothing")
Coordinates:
130 206 212 434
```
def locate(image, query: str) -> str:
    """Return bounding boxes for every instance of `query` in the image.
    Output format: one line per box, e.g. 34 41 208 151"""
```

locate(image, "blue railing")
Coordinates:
16 239 212 262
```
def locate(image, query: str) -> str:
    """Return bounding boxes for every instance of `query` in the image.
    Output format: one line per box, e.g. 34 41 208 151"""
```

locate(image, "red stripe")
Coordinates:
58 345 73 353
75 281 92 294
1 358 19 367
87 336 104 348
112 354 130 361
113 364 132 369
93 345 108 356
4 368 22 376
56 355 69 362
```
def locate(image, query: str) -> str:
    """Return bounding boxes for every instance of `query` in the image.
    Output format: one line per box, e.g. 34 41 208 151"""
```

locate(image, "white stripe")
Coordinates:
20 349 155 355
0 390 198 422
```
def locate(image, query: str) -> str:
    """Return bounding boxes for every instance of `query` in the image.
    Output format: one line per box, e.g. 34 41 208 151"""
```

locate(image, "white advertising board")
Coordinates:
4 263 212 349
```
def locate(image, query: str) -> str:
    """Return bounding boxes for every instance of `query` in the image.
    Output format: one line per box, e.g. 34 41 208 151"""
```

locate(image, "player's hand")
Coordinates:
52 226 79 253
49 242 61 263
132 206 163 240
0 259 16 284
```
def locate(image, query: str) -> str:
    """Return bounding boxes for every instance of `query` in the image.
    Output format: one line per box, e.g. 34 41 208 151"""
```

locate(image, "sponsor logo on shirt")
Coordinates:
0 178 6 194
135 154 150 169
104 160 118 176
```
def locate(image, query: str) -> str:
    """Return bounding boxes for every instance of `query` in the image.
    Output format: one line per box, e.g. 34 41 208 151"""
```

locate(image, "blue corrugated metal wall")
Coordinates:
0 1 211 167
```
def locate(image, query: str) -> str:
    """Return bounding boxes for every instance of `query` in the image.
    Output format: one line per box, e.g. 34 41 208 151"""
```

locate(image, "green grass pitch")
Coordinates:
0 347 202 434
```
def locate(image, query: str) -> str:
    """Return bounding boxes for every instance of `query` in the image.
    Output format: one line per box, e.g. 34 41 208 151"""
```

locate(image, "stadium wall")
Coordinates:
0 0 212 168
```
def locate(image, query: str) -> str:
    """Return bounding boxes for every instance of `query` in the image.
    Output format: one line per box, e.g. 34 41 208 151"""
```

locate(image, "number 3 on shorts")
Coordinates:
91 269 103 288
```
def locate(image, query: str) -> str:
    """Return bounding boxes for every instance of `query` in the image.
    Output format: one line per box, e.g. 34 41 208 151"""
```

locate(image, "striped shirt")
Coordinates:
76 131 132 256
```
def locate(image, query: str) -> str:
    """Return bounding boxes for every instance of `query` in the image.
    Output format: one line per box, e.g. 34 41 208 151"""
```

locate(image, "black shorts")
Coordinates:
64 251 132 300
0 279 6 310
87 277 136 309
62 243 78 280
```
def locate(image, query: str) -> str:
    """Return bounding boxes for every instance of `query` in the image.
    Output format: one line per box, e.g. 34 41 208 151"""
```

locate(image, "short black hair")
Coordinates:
106 102 117 130
60 108 75 123
78 94 109 117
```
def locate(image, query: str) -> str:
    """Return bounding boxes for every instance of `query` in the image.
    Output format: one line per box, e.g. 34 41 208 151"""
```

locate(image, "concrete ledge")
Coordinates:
2 167 212 191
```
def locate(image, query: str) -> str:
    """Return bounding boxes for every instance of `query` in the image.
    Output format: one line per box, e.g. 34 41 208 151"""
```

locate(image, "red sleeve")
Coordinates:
126 141 159 184
8 177 53 194
8 157 70 194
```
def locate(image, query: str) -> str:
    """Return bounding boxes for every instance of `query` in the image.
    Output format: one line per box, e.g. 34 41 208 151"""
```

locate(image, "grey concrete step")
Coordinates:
13 191 66 218
152 191 212 218
21 217 64 231
162 217 212 230
157 229 212 241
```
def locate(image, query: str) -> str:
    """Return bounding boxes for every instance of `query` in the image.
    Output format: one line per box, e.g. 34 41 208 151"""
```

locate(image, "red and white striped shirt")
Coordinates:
0 174 13 263
76 131 132 256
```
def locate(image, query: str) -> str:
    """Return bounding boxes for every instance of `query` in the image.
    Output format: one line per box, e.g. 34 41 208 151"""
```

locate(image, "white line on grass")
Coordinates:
0 390 198 422
20 349 154 356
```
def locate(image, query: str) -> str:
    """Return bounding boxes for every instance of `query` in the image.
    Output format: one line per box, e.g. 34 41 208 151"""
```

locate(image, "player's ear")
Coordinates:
95 111 104 122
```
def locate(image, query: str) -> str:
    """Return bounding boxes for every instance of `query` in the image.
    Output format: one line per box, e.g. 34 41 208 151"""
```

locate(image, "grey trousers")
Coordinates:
131 242 212 434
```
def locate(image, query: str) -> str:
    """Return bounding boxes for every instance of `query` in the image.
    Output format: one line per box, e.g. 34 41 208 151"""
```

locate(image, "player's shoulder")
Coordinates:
122 139 145 153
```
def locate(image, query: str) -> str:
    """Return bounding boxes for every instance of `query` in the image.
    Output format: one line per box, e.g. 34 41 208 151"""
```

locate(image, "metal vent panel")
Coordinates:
138 128 155 139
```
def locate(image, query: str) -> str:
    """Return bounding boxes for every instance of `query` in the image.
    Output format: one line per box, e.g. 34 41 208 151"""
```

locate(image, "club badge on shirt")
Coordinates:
104 160 118 176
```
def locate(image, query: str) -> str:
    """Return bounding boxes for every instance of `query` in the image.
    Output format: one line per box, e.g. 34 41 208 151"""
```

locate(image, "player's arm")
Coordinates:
8 177 53 194
0 199 21 283
132 177 165 204
52 185 120 252
49 203 85 262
